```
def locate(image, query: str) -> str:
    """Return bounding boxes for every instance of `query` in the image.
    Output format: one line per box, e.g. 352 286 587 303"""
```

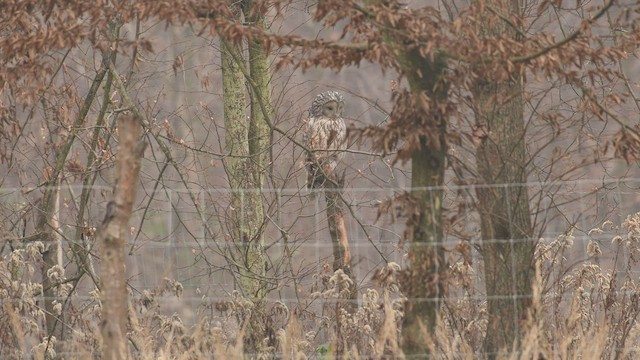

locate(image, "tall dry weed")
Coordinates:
3 214 640 358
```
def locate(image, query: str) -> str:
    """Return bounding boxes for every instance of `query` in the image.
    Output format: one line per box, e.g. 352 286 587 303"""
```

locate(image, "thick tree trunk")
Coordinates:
401 135 447 357
220 1 271 354
244 0 271 178
363 1 450 355
397 53 449 359
97 114 146 360
474 77 534 357
472 0 535 355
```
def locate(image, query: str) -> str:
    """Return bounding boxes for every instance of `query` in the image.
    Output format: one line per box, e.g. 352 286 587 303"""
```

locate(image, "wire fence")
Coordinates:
3 178 638 284
2 177 640 355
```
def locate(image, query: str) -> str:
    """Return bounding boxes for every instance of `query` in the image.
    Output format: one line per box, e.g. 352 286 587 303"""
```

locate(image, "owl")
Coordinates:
303 91 347 191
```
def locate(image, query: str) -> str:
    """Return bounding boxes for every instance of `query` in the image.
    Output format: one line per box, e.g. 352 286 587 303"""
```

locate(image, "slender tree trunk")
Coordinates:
38 63 107 339
97 114 146 360
472 0 535 355
324 176 357 356
325 183 352 275
38 182 61 337
74 30 118 286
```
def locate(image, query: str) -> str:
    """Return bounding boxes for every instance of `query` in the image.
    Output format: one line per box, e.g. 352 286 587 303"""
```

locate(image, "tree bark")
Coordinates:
74 28 118 287
472 0 535 356
244 0 271 180
324 175 357 357
393 43 449 360
402 133 447 358
362 1 450 356
38 183 61 337
220 0 271 354
97 114 146 360
325 184 352 274
37 64 107 338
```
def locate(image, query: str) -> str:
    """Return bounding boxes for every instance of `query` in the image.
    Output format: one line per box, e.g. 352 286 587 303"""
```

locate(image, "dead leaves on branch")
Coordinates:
374 192 418 248
0 1 236 87
614 127 640 164
6 0 632 98
285 0 638 166
355 90 451 164
2 0 639 230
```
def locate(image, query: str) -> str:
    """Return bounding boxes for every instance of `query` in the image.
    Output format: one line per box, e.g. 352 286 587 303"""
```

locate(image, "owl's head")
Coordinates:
310 91 345 118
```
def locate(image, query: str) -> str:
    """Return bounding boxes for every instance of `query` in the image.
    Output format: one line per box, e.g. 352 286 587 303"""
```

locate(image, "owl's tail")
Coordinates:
306 162 324 192
306 158 338 198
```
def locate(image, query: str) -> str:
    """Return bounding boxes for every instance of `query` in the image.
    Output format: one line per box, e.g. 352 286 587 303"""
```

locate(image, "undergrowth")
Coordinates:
2 214 640 359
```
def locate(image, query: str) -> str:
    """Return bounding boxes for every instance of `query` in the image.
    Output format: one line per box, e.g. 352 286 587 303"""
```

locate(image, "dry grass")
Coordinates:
2 214 640 359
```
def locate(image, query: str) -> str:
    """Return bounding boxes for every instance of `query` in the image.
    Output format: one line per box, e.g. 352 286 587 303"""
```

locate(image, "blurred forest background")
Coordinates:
1 0 640 358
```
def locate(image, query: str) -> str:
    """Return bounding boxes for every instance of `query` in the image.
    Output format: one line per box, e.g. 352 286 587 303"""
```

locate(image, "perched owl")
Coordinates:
303 91 347 191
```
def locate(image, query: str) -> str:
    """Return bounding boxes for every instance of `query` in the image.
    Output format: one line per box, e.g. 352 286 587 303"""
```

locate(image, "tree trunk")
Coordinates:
474 79 534 357
324 175 357 356
393 48 449 358
244 0 271 179
221 0 272 354
401 133 447 357
97 114 146 360
38 183 61 337
38 63 107 339
472 0 535 355
74 29 118 286
362 1 450 355
325 182 352 275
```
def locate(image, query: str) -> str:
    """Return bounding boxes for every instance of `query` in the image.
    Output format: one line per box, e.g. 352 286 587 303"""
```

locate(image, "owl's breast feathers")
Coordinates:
304 117 347 156
303 116 347 190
